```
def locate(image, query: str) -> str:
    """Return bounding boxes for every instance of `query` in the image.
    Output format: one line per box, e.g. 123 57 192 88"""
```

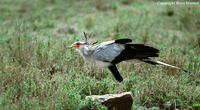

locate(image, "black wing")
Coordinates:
115 39 132 44
111 44 159 64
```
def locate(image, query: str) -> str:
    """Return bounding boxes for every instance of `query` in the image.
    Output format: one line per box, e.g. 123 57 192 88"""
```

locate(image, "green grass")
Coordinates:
0 0 200 109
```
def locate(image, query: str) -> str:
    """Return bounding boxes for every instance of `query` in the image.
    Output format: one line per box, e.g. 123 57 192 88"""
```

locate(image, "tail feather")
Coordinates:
140 58 188 72
156 60 180 69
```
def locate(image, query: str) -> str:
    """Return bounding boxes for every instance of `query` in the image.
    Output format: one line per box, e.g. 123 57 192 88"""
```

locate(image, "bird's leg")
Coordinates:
108 65 123 82
88 63 95 78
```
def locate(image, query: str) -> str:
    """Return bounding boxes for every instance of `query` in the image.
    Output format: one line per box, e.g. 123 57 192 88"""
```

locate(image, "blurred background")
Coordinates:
0 0 200 109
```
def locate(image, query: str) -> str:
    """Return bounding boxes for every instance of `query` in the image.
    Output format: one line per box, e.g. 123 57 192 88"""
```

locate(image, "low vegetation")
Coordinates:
0 0 200 109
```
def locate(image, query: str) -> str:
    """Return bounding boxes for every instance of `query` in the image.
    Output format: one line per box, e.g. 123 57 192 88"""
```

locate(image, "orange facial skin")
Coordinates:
74 43 81 48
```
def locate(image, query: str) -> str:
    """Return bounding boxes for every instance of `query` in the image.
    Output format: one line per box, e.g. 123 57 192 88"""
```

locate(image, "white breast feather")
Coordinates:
94 60 111 67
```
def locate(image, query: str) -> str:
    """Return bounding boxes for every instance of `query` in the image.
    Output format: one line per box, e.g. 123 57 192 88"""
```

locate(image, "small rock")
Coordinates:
85 92 133 110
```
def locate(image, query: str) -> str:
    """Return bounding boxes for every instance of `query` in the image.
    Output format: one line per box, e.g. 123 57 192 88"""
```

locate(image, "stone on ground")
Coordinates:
85 92 133 110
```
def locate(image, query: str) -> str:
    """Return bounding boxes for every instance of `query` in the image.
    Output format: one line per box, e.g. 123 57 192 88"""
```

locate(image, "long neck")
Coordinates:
76 45 94 63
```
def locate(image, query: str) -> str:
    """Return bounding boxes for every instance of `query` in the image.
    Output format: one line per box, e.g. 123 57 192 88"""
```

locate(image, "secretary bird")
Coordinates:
69 32 187 82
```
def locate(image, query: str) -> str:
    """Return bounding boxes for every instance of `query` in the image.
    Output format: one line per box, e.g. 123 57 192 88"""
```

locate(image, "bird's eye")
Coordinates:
74 43 81 48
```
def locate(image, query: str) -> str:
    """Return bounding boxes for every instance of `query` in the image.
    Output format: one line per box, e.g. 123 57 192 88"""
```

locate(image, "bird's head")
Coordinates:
68 32 98 49
69 41 86 49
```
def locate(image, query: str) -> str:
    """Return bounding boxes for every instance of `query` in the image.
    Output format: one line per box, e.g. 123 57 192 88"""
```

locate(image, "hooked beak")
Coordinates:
68 44 79 48
67 44 75 48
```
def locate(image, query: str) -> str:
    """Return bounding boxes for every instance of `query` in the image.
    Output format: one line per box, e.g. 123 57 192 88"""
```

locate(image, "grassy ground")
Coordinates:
0 0 200 109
